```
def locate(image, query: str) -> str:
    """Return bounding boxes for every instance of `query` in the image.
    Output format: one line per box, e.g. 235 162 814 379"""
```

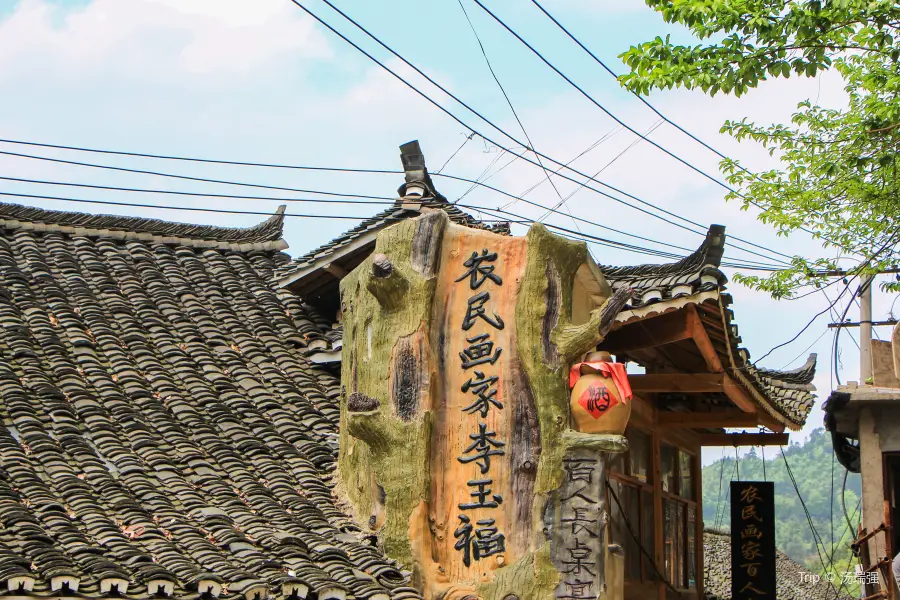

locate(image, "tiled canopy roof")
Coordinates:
0 203 288 247
744 354 817 426
703 530 851 600
0 203 417 600
600 225 816 429
600 224 727 309
274 200 509 283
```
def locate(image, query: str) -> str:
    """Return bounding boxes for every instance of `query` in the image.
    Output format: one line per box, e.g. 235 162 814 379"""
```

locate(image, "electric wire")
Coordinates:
1 187 783 270
469 0 740 197
0 136 794 266
0 138 400 174
455 149 509 202
0 175 396 205
436 132 475 174
529 0 757 177
834 284 863 387
464 201 784 270
831 450 836 559
0 148 396 200
0 152 785 268
780 446 843 597
607 478 682 595
454 0 570 220
509 125 621 209
0 191 431 221
286 0 795 267
532 0 875 272
754 280 856 364
477 0 840 252
0 187 681 259
538 119 663 222
713 449 726 533
779 328 830 371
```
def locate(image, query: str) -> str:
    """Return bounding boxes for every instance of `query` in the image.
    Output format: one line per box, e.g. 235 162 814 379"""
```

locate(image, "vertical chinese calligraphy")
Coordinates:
730 481 775 599
552 453 606 600
454 248 507 567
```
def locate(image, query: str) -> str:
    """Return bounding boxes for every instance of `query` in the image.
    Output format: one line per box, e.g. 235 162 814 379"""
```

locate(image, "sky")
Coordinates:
0 0 893 466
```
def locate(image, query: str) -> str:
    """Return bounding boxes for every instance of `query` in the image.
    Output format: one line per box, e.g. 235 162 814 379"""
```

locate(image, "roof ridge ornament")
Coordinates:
600 223 728 281
396 140 445 202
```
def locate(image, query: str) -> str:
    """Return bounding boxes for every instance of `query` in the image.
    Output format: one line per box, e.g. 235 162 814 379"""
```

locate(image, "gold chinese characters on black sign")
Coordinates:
730 481 775 599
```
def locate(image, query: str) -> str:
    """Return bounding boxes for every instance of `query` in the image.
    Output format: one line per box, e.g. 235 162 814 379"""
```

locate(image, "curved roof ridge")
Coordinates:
275 198 509 279
0 201 286 244
600 224 726 280
756 353 817 385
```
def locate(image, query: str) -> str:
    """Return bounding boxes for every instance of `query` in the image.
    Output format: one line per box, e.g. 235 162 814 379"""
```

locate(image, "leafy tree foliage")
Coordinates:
702 429 862 589
619 1 900 297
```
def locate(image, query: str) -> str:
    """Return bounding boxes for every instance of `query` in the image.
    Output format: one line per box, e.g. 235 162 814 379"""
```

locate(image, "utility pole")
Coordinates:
860 276 874 383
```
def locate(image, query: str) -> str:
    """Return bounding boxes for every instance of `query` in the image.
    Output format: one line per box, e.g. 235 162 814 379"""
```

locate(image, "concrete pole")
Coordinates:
860 276 874 384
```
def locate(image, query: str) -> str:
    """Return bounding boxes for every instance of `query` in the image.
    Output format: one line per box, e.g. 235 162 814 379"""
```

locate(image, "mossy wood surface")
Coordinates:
338 213 630 600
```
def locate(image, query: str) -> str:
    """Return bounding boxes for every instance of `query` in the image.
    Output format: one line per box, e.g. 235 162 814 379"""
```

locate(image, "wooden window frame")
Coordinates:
610 426 701 598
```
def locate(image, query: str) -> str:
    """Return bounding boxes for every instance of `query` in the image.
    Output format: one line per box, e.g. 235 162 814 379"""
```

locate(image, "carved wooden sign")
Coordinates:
432 228 524 580
730 482 775 599
337 212 631 600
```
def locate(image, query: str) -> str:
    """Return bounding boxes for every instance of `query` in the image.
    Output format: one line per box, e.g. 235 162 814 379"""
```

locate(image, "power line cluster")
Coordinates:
285 0 796 269
0 137 785 270
0 0 809 271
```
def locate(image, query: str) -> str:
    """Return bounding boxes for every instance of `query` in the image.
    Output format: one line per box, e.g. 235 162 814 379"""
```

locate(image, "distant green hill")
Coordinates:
702 428 862 582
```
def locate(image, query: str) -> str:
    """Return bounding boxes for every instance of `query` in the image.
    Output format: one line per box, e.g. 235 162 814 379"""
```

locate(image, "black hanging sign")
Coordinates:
731 481 776 599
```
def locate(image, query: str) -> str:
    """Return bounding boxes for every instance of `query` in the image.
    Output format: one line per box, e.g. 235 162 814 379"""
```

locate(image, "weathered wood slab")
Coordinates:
337 213 632 600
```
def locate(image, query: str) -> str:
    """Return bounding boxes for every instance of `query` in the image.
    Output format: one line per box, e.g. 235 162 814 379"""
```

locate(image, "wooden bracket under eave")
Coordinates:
699 432 789 446
685 304 724 373
324 262 348 278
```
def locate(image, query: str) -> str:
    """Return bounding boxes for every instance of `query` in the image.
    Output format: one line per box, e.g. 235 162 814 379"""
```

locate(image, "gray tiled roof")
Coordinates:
0 203 417 600
0 202 287 245
274 200 509 282
600 225 727 309
746 354 817 426
601 224 816 428
703 530 852 600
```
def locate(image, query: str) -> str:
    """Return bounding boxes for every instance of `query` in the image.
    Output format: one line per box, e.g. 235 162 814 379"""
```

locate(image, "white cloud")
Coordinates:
0 0 330 79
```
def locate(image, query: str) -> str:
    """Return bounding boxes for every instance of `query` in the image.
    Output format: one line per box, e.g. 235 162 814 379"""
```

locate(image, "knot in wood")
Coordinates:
371 253 393 278
347 392 380 412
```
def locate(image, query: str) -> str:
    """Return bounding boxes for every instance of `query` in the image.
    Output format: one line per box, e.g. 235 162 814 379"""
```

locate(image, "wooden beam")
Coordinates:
756 411 786 434
657 411 759 429
629 373 725 393
699 433 789 446
722 374 758 413
686 304 724 373
323 262 348 278
599 309 691 353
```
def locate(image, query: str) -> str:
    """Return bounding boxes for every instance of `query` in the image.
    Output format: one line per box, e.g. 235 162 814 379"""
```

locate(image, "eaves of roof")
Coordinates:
600 225 816 430
273 200 509 289
0 202 289 248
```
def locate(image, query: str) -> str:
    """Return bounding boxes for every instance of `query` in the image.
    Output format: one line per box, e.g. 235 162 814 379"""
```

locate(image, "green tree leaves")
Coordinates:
701 429 862 587
620 0 900 297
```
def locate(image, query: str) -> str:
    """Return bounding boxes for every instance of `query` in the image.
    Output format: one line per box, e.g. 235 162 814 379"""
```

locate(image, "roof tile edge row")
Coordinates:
0 201 287 244
0 218 289 252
